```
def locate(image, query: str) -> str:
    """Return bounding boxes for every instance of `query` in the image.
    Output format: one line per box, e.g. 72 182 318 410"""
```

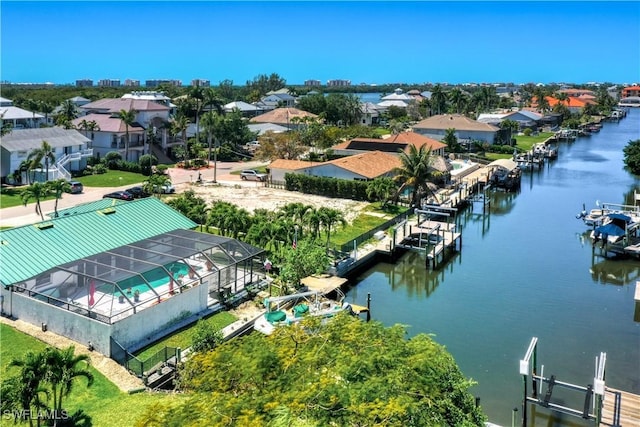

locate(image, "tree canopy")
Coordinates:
141 315 486 426
623 139 640 175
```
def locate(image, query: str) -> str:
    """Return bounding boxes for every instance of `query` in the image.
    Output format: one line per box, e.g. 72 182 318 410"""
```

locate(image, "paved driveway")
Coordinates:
0 161 268 228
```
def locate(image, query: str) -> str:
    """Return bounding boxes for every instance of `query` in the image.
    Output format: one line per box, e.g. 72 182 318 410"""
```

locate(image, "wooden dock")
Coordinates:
395 219 462 269
601 387 640 426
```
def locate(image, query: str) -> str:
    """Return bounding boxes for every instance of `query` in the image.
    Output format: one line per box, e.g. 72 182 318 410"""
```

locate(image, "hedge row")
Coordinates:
285 173 371 201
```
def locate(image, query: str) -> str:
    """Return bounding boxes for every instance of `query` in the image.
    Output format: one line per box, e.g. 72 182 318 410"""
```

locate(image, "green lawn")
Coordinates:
1 324 182 426
75 171 147 187
0 171 148 210
513 132 555 151
0 185 57 209
134 311 237 360
332 203 409 247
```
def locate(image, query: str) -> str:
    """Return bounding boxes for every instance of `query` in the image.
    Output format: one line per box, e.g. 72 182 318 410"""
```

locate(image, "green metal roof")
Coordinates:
48 198 128 218
0 198 197 286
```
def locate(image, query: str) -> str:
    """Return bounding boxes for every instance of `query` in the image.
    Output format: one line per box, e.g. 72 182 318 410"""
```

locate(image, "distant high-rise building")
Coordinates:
98 79 121 87
76 79 93 87
124 79 141 87
304 79 321 87
327 79 351 87
145 79 182 88
191 79 210 87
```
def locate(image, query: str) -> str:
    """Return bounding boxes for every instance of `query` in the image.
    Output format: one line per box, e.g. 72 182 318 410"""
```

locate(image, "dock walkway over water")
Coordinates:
600 387 640 427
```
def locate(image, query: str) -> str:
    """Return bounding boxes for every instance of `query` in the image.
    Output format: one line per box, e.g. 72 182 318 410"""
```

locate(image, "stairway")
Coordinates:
150 144 173 165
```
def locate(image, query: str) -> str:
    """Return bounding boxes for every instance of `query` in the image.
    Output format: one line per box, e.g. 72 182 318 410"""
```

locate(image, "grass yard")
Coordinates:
513 132 555 151
134 311 237 360
0 185 57 209
332 203 409 247
75 170 147 187
0 324 182 426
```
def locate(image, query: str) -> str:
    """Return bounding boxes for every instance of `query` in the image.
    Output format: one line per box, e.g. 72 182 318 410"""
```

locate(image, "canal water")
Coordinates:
345 109 640 426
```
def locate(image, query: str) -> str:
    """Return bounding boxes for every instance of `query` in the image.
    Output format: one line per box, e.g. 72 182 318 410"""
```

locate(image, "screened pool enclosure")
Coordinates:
15 229 266 324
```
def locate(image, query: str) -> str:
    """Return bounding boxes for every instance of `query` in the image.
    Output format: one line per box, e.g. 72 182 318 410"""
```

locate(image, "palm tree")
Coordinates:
48 179 70 218
43 346 94 417
303 207 323 242
25 99 40 128
448 87 467 114
39 100 55 126
394 144 441 207
8 350 49 427
201 111 219 174
21 182 50 221
318 207 346 250
118 109 137 162
172 114 190 166
59 99 78 122
26 140 55 182
430 84 447 115
75 119 100 148
189 84 205 143
366 177 397 206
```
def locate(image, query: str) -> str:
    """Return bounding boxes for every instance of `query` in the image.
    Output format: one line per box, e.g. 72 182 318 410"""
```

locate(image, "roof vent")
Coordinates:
34 222 54 230
100 208 116 215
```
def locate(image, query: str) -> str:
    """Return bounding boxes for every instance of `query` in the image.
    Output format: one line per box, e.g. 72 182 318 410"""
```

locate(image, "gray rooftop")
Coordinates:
1 127 91 152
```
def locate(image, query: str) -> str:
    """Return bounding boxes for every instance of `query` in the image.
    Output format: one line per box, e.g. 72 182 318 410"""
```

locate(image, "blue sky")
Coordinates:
2 1 639 86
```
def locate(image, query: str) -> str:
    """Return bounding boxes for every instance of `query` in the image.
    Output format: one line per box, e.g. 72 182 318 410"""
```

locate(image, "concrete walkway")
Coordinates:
0 160 267 228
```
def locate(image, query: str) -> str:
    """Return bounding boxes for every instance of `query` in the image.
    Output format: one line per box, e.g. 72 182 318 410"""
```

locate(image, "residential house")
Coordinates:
544 96 595 114
250 108 319 130
0 197 265 357
0 97 45 129
378 88 413 108
0 127 92 182
269 151 401 182
621 86 640 98
477 110 542 130
359 102 382 126
248 123 289 136
78 98 171 161
71 113 145 161
224 101 263 117
331 131 446 158
260 93 296 109
413 114 501 144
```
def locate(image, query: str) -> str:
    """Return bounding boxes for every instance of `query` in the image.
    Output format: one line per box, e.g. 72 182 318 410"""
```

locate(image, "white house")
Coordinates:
413 114 500 144
0 127 92 182
71 114 145 162
0 97 45 130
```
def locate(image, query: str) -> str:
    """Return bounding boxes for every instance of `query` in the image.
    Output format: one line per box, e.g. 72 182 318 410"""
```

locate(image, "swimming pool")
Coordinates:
100 261 190 296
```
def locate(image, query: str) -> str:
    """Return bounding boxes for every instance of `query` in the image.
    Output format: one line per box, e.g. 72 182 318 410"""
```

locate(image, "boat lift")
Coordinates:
519 337 607 426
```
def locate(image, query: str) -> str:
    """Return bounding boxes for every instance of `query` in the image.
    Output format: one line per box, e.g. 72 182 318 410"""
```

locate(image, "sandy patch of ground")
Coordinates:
177 182 369 223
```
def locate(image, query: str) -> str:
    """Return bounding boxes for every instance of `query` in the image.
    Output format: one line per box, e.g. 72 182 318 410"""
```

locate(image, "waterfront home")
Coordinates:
360 102 383 126
250 108 319 130
621 86 640 98
0 127 92 182
477 110 542 131
0 97 45 129
413 114 500 144
331 131 446 158
268 150 401 182
0 197 266 356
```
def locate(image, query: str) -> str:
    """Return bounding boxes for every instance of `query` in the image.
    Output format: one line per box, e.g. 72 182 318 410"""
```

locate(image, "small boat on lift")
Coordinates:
253 290 351 335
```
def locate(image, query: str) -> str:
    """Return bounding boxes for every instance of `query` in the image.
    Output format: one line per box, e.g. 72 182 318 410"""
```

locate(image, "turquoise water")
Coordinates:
345 109 640 426
102 261 190 295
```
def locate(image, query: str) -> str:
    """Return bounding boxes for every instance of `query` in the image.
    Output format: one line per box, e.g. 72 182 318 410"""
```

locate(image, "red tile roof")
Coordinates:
270 151 401 179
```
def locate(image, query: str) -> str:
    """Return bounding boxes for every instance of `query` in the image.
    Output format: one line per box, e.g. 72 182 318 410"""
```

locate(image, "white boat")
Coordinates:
253 290 351 335
590 212 640 245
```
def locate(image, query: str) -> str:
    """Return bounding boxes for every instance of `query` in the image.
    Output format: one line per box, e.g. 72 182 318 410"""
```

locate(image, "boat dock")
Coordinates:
393 208 462 269
600 387 640 427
